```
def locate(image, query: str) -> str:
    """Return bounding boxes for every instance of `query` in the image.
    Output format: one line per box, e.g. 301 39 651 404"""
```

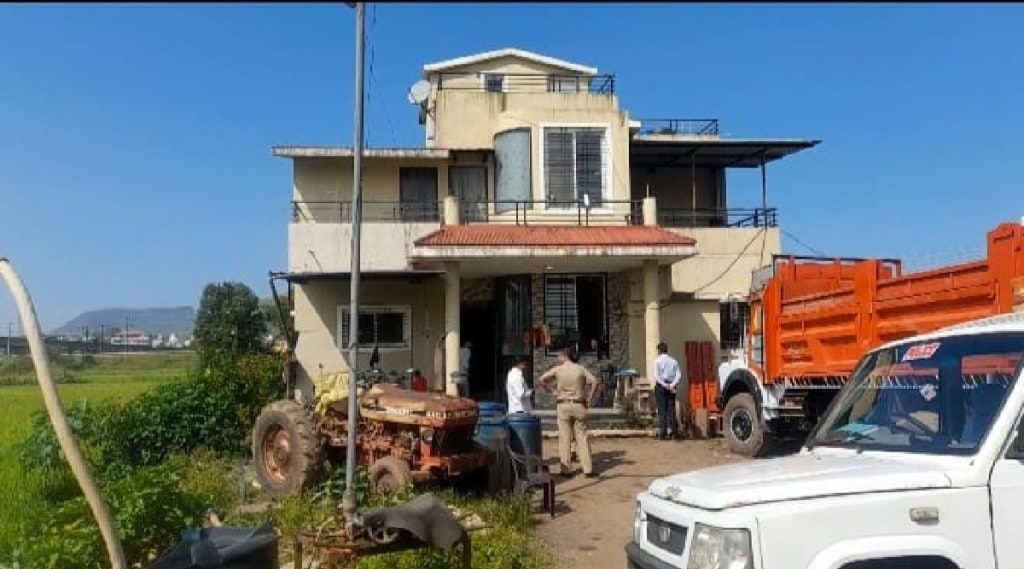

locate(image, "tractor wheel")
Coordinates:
369 456 414 496
723 393 771 457
252 399 322 497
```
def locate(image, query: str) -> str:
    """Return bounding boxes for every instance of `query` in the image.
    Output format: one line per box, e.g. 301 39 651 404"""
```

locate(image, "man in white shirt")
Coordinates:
652 341 682 440
456 340 472 397
506 356 534 414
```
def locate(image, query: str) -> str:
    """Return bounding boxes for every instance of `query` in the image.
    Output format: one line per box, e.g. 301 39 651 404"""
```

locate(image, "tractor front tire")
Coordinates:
369 456 414 496
723 393 770 457
252 399 322 497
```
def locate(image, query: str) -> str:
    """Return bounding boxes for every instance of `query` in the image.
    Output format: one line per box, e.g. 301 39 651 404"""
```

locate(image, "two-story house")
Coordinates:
273 47 818 410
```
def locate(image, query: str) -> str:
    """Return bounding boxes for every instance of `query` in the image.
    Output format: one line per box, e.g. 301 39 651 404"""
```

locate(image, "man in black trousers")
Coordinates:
652 342 681 440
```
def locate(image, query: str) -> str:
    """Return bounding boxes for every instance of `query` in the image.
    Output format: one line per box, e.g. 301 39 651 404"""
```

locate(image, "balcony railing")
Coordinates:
635 118 720 136
458 199 642 227
292 201 441 223
656 207 777 228
436 72 615 95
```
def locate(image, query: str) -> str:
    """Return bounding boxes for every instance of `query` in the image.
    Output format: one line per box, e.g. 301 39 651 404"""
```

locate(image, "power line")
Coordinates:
693 228 766 294
365 3 397 146
781 227 826 257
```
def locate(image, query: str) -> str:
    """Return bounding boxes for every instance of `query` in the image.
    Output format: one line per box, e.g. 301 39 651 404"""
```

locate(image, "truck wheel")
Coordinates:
369 456 414 495
724 393 769 457
252 400 322 497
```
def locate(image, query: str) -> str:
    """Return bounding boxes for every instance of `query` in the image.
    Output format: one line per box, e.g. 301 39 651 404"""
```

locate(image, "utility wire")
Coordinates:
365 3 397 146
693 227 766 294
781 227 826 257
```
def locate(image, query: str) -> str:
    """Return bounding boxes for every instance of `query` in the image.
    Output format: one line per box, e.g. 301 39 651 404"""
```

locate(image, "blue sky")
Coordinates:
1 3 1023 331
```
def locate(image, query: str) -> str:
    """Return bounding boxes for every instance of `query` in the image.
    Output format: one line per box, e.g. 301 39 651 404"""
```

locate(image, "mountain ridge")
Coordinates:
53 306 196 336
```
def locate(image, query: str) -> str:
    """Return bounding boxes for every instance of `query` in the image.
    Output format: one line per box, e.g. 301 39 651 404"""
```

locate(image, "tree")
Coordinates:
193 282 265 368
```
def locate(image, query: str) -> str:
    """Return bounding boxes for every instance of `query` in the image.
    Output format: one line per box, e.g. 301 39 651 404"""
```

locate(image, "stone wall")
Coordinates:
461 277 494 304
530 271 631 410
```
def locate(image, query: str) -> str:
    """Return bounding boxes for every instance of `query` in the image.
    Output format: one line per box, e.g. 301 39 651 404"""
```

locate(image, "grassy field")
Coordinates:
0 352 195 552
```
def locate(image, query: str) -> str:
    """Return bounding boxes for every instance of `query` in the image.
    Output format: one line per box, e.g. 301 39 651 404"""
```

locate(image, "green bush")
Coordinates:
18 354 282 479
12 461 213 569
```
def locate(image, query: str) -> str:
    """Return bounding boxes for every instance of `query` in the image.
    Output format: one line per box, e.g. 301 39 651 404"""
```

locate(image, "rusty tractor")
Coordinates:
252 371 492 497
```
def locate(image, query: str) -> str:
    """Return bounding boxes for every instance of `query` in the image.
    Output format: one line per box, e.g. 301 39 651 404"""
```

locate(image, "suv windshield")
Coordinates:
809 332 1024 455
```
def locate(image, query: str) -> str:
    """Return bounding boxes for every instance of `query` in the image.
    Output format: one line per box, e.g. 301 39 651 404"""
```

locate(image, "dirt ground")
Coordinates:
535 437 750 569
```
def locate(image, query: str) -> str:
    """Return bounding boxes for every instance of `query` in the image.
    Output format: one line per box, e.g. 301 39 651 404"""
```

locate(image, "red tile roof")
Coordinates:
414 225 696 247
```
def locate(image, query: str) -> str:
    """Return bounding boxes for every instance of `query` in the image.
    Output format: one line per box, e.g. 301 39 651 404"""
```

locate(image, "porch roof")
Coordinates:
273 270 444 284
414 225 695 247
629 138 820 169
411 226 697 273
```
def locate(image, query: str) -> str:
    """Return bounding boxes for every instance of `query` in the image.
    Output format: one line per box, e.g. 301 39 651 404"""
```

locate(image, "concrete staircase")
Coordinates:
534 408 646 433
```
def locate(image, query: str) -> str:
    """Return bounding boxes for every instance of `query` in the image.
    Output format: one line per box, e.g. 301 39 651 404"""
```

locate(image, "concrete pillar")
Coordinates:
643 259 661 379
443 196 460 226
443 262 461 396
642 196 658 227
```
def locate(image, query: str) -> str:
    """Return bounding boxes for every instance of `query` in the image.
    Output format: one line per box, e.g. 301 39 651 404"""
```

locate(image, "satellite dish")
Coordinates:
407 80 430 105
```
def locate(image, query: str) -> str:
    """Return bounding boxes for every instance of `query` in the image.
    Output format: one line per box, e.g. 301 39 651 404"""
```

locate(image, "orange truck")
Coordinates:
713 221 1024 456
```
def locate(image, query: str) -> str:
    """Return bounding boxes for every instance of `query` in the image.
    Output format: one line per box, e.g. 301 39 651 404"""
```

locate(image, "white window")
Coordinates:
484 73 505 93
547 75 580 93
542 126 610 209
338 305 411 350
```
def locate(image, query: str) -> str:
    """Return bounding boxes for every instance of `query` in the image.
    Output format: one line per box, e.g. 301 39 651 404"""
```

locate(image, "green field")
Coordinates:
0 352 195 552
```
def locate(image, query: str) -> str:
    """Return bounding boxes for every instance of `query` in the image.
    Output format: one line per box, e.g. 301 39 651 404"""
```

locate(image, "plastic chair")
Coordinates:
508 446 555 518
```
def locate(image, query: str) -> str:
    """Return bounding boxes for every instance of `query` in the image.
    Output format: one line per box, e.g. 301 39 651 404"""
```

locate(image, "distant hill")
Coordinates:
53 307 196 336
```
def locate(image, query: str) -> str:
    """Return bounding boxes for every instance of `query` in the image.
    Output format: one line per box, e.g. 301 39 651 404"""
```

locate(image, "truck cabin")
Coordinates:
808 332 1023 454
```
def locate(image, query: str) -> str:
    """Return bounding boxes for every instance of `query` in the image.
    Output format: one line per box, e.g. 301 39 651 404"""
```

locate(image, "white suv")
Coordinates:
628 313 1024 569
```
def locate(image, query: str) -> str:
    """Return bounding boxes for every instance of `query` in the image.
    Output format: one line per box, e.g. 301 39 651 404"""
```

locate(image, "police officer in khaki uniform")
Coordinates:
538 347 600 478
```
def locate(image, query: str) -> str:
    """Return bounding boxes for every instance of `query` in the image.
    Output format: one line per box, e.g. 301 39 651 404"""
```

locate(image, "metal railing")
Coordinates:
655 207 777 228
459 199 643 227
635 118 720 136
436 72 616 95
291 201 442 223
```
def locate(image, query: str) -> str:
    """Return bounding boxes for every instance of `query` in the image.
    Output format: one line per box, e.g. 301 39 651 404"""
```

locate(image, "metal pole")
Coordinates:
759 152 767 227
6 322 11 358
342 0 366 527
0 258 128 569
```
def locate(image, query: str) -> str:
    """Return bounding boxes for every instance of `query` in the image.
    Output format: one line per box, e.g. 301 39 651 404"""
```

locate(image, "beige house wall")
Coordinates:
291 278 445 401
667 227 781 299
291 156 452 209
425 58 632 206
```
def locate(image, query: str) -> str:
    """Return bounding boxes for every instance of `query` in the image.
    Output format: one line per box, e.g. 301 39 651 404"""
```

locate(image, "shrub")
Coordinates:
13 461 211 569
100 354 281 470
19 354 282 479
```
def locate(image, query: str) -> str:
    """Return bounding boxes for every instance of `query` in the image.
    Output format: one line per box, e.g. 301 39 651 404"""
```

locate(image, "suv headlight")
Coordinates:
688 523 753 569
632 501 644 543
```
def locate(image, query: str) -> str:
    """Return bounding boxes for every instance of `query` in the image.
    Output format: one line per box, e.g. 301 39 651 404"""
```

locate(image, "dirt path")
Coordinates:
535 437 748 569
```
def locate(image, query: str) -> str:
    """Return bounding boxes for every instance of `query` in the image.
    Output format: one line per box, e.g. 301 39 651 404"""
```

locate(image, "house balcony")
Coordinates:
288 201 442 274
287 197 649 276
633 118 721 141
655 207 777 229
436 72 615 95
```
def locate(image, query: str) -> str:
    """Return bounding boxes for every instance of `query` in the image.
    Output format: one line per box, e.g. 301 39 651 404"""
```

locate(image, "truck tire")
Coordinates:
724 393 769 457
252 400 322 497
369 456 414 495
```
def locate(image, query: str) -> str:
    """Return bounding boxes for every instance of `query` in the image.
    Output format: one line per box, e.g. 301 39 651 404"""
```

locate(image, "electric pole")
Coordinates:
342 0 366 528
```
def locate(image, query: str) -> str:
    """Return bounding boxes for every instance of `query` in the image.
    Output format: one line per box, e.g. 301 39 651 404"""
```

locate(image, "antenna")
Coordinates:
407 80 430 105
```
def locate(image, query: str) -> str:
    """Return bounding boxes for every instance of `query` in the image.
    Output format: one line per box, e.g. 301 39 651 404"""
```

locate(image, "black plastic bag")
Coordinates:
146 524 279 569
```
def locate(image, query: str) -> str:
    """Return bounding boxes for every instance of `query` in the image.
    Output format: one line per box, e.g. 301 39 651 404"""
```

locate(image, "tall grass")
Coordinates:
0 352 195 553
